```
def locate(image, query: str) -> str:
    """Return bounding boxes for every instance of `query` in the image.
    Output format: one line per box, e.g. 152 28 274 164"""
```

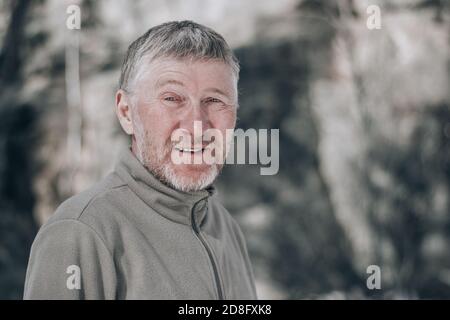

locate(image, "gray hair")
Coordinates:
119 20 240 93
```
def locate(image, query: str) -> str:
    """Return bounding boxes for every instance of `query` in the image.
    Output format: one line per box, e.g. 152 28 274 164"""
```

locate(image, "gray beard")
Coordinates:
134 135 221 192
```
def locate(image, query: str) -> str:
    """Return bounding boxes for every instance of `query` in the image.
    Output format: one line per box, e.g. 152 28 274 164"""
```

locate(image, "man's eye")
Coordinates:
162 95 183 105
205 97 222 104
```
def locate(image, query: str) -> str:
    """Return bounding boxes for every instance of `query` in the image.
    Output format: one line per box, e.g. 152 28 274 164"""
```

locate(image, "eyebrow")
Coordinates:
204 87 232 99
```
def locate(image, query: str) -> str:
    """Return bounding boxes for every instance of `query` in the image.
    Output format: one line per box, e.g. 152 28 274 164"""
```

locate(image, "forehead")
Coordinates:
138 57 237 90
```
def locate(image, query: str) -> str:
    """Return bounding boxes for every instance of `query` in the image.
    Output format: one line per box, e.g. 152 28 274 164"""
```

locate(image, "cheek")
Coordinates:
135 103 175 143
209 109 236 130
208 111 236 149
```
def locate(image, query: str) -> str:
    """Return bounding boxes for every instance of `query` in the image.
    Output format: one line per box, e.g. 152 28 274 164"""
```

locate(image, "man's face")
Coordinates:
118 57 238 192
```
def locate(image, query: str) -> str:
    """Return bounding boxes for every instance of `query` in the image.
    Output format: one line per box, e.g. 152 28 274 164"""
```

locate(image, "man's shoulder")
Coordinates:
44 172 128 227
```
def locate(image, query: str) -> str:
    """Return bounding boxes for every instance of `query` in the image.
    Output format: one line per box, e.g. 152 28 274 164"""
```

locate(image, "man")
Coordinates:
24 21 257 300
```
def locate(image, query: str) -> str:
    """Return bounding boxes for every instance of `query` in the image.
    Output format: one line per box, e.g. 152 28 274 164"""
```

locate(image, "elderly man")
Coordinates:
24 21 257 300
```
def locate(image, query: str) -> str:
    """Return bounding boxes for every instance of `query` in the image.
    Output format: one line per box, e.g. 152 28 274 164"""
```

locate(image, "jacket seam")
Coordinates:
76 183 127 221
35 218 114 259
198 230 226 300
191 228 221 299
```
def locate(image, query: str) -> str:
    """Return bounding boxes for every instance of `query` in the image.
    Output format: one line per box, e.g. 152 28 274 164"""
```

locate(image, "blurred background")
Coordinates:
0 0 449 299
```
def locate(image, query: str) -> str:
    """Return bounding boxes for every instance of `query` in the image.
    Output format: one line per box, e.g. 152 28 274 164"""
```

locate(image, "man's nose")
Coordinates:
179 104 211 140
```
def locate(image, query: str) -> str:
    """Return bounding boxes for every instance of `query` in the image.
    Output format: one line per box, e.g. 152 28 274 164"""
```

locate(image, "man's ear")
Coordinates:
115 89 134 135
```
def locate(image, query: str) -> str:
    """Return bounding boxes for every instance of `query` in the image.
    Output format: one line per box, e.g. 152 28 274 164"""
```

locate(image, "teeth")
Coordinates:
175 146 203 152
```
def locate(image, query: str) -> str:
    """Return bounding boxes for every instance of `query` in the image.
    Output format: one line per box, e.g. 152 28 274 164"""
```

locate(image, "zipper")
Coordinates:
191 198 224 300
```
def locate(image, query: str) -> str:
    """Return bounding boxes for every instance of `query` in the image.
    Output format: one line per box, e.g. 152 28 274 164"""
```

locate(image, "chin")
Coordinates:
162 163 219 192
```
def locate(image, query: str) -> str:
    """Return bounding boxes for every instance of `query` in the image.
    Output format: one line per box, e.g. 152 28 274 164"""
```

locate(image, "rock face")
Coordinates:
0 0 449 299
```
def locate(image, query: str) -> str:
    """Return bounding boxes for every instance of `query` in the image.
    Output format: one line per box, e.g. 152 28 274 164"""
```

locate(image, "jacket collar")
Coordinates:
114 147 216 226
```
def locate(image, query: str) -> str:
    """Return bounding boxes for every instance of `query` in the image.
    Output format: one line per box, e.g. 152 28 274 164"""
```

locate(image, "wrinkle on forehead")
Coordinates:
133 57 238 102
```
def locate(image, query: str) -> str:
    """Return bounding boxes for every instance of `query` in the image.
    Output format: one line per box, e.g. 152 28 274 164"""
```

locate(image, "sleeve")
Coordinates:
23 219 117 300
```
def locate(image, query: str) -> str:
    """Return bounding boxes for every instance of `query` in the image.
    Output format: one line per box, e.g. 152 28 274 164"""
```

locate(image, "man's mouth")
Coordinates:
173 146 206 153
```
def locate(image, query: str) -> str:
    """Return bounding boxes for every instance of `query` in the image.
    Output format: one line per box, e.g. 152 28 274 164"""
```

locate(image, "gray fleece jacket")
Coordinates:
23 147 257 300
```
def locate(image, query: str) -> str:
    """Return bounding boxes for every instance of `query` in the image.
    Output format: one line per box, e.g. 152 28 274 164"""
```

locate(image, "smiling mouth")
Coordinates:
174 146 206 153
